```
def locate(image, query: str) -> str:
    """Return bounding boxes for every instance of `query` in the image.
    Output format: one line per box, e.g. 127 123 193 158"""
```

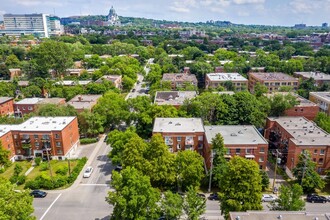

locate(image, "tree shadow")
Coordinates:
95 215 110 220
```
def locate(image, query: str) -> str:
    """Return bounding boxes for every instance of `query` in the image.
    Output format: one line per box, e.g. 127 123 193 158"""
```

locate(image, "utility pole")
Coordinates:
208 150 214 193
272 149 280 192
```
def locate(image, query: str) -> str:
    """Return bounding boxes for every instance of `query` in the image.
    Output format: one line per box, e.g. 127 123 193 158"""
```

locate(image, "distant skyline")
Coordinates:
0 0 329 26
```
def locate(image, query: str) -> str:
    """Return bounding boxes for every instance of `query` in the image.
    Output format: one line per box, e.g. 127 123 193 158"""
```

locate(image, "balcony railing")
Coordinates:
21 138 31 144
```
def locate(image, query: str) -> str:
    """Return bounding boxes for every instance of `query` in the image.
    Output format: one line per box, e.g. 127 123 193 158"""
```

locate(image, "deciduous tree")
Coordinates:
270 184 305 211
183 186 206 220
160 191 183 220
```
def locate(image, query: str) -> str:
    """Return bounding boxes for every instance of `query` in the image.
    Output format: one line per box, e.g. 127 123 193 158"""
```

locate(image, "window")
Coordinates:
198 136 203 141
56 142 61 147
22 107 25 110
35 142 39 147
177 137 182 142
177 144 181 150
57 149 63 155
55 134 60 139
259 156 264 162
14 134 17 139
236 148 241 155
7 144 10 149
185 136 194 145
320 149 325 155
246 149 252 154
259 147 265 153
314 149 318 154
34 134 38 139
28 106 33 110
318 158 324 164
288 82 291 85
226 149 230 155
42 134 50 140
164 137 173 145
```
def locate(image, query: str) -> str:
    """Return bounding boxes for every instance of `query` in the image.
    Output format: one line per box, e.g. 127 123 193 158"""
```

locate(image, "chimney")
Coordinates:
78 96 82 101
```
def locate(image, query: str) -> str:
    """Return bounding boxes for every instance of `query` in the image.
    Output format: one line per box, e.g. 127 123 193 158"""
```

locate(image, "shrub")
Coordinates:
14 164 23 176
39 163 49 171
24 180 40 190
9 175 18 184
16 175 26 185
34 157 42 166
80 138 98 145
0 168 5 174
55 165 68 176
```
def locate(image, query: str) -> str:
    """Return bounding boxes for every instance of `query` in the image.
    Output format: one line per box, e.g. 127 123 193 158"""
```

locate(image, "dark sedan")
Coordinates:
307 195 327 203
30 190 47 198
208 193 219 200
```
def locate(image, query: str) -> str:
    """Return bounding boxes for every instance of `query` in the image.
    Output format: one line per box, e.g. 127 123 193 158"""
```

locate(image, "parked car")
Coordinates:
262 194 277 202
83 166 93 178
30 190 47 198
114 164 122 172
208 193 219 200
327 196 330 202
307 194 327 203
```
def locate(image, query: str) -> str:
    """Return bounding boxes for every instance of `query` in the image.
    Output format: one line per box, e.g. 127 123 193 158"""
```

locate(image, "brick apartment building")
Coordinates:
309 92 330 116
248 72 299 93
0 97 14 116
10 117 79 160
265 92 319 120
162 73 198 90
204 125 268 169
14 98 66 117
67 94 102 113
294 71 330 86
265 117 330 174
205 73 248 91
0 125 15 161
154 91 197 108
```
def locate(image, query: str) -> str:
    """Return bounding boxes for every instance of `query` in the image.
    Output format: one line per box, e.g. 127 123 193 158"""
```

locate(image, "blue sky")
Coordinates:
0 0 329 26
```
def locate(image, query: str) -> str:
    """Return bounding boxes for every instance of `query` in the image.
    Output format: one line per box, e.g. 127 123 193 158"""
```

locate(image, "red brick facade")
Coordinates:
0 98 14 116
0 130 15 161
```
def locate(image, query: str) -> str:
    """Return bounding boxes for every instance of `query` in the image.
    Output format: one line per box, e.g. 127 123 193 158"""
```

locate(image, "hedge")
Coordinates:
80 138 98 145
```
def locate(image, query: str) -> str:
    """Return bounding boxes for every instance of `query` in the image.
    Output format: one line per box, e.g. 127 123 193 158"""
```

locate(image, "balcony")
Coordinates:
21 138 31 144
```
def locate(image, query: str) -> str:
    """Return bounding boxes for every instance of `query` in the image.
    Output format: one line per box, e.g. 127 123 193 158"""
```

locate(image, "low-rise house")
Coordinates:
162 73 198 90
95 75 122 89
265 92 319 120
0 125 15 161
204 125 268 169
9 68 22 79
14 98 66 117
248 72 299 93
0 97 14 116
309 92 330 116
205 73 248 91
67 94 102 113
11 117 79 160
65 69 98 77
294 71 330 86
154 91 197 108
265 116 330 174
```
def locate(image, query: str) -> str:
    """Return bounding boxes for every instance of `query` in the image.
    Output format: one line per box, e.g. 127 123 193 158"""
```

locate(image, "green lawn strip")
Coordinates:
0 161 32 179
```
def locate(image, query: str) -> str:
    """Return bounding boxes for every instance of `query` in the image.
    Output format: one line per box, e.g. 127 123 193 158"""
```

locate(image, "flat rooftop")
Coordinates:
265 92 317 107
95 75 121 83
310 92 330 103
55 80 91 86
154 91 197 106
13 117 76 132
295 71 330 80
0 125 14 137
230 211 330 220
38 98 66 105
0 97 13 104
15 98 43 105
205 125 268 145
250 72 298 81
68 95 102 110
268 116 330 146
162 73 197 82
153 118 204 133
207 73 247 82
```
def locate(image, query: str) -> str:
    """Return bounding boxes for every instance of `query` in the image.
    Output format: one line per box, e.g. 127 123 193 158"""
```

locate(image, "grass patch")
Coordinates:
0 161 32 179
80 137 98 145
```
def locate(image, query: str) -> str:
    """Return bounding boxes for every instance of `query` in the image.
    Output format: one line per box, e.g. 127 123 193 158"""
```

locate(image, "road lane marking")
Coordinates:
40 193 62 220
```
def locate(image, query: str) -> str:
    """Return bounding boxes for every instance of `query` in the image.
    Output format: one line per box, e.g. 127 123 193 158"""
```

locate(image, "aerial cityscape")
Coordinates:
0 2 330 220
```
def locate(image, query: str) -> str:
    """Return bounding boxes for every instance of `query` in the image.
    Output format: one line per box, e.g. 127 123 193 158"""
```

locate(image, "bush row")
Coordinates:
80 138 98 145
24 157 87 190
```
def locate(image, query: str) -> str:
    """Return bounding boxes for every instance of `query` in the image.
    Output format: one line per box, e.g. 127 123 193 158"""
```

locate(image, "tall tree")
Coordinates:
268 94 298 117
160 191 183 220
183 186 206 220
270 184 305 211
292 152 325 193
0 64 10 80
0 178 35 220
218 156 262 219
211 133 228 185
106 167 160 220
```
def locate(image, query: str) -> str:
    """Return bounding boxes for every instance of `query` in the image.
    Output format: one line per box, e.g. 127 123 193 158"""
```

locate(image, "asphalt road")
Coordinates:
33 139 113 220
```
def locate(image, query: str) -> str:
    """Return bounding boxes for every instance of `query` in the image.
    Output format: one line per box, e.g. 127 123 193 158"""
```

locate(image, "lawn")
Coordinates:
0 161 32 179
26 160 78 181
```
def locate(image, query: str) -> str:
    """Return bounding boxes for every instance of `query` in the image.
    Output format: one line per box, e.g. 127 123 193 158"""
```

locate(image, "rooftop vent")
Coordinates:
236 217 240 220
278 215 283 219
169 121 173 124
238 130 243 134
230 133 237 136
175 123 181 126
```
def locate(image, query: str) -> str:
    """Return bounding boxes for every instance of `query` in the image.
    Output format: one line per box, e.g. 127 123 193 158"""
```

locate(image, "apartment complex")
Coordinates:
154 91 197 108
14 98 66 117
205 73 248 91
265 117 330 174
1 13 50 37
309 92 330 115
204 125 268 169
68 94 102 113
265 93 319 120
294 71 330 86
11 117 79 160
0 97 14 116
0 125 15 161
162 73 198 90
248 72 299 93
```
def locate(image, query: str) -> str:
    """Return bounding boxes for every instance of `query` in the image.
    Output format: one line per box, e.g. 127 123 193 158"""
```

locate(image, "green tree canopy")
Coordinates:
183 186 206 220
160 191 183 220
270 184 305 211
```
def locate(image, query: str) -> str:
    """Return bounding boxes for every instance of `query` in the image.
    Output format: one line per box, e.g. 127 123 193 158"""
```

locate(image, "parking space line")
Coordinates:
40 193 62 220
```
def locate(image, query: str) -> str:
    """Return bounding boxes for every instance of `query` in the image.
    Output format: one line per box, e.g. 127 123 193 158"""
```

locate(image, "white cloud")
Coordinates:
232 0 265 4
289 0 319 13
169 0 197 13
